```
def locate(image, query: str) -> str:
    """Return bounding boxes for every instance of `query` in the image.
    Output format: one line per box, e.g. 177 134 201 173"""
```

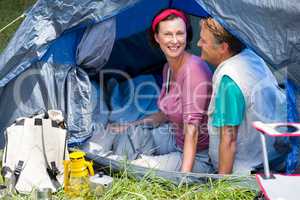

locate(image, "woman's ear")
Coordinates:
154 33 160 44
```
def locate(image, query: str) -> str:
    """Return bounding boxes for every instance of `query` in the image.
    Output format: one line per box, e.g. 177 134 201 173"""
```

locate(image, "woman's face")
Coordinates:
154 17 187 60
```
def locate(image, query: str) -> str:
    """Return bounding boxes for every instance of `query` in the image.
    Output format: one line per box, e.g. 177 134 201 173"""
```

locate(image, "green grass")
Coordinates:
0 0 35 52
4 170 257 200
0 148 257 199
99 172 257 200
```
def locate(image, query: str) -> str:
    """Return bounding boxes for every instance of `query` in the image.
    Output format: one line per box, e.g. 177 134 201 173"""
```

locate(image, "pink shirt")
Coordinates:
158 55 212 151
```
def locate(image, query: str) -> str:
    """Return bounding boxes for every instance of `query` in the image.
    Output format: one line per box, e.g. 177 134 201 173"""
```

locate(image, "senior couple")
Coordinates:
108 9 286 175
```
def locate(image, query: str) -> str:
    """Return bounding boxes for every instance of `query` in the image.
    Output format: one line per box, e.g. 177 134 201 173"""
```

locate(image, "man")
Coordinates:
197 18 286 174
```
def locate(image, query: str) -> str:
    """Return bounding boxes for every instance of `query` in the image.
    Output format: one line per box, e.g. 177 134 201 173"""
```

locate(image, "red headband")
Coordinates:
152 9 187 32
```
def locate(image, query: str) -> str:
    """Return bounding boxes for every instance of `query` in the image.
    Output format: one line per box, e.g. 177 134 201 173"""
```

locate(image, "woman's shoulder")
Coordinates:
183 54 212 78
188 54 209 69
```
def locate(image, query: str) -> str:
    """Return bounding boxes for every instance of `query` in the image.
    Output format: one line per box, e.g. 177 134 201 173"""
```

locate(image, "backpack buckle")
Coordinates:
14 161 24 177
48 162 59 177
13 161 24 186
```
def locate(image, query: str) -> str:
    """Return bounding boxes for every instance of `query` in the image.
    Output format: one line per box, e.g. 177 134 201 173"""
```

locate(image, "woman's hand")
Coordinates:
106 112 167 134
106 123 131 133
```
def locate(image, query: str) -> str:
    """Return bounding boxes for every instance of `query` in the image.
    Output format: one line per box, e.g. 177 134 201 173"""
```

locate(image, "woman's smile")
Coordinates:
154 17 187 59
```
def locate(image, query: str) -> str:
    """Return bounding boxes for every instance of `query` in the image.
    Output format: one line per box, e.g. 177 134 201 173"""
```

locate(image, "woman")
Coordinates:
109 9 212 173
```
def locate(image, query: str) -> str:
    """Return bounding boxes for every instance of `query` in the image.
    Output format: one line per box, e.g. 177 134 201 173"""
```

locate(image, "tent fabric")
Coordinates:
103 30 166 79
90 80 109 126
115 0 169 39
108 75 159 123
194 0 300 69
171 0 209 17
0 0 142 146
0 0 299 171
286 79 300 173
0 0 140 87
76 18 116 75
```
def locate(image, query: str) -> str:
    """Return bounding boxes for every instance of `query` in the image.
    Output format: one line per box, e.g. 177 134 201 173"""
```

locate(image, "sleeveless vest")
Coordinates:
208 49 286 174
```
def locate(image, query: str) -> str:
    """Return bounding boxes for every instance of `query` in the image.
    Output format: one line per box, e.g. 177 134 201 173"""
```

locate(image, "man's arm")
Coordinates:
218 125 238 174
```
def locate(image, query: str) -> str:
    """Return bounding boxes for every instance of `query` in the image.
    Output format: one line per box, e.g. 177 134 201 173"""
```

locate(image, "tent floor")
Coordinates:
83 150 259 191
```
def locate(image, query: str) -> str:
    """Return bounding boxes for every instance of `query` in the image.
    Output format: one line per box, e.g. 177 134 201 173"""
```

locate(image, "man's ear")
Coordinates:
220 42 230 54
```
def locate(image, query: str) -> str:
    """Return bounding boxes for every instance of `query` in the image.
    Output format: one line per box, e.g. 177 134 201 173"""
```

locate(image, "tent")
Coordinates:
0 0 299 179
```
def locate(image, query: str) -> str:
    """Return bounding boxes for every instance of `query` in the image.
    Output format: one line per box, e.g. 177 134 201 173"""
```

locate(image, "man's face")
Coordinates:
197 21 222 67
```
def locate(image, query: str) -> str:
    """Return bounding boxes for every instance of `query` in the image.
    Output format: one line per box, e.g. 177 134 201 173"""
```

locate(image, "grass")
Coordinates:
0 0 35 53
97 172 256 200
3 168 257 200
101 172 256 200
0 148 258 199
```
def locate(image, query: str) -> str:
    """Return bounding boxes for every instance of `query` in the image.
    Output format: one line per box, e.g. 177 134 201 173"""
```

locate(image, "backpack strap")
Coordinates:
4 118 36 191
41 119 66 190
166 66 172 94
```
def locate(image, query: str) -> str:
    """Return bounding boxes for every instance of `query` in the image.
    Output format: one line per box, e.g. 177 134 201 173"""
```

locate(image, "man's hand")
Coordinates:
218 126 238 174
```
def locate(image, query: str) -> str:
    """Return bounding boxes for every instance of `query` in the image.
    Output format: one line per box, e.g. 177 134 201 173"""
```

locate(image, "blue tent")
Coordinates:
0 0 299 173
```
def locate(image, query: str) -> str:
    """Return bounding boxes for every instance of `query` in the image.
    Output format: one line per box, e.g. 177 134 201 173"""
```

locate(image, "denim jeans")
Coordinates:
147 123 213 173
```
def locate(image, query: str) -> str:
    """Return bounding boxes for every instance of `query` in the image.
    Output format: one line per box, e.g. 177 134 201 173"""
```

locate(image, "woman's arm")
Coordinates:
179 57 212 173
181 123 198 172
107 111 168 133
